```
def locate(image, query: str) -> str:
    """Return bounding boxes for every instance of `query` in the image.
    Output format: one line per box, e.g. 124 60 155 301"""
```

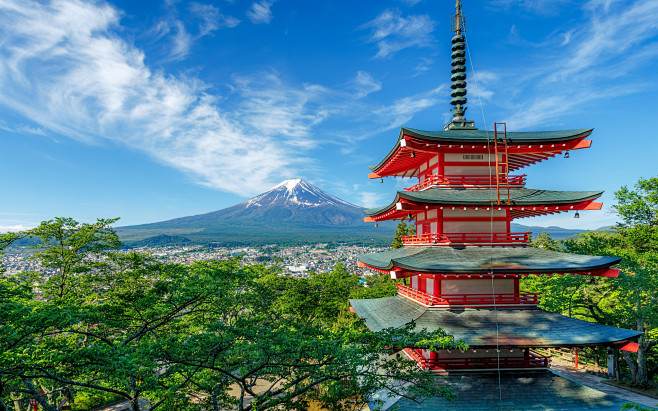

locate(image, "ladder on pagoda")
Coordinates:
493 122 511 205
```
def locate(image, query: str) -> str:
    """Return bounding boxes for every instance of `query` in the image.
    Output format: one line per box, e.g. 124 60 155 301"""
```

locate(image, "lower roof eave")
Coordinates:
349 296 643 348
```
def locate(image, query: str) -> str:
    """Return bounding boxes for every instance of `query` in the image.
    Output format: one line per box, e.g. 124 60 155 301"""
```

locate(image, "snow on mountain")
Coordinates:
245 178 356 208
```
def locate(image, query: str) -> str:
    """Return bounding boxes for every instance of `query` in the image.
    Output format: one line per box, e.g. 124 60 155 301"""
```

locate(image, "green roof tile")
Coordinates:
370 371 638 411
364 188 603 216
357 246 620 274
349 296 642 346
370 127 593 172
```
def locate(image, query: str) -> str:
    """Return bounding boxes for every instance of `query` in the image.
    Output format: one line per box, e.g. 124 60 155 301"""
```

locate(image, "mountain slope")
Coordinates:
117 179 393 245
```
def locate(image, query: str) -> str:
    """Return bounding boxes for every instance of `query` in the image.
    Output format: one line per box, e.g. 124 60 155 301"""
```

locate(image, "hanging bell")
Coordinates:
574 211 580 219
411 151 416 158
380 178 384 183
375 222 379 227
564 151 570 158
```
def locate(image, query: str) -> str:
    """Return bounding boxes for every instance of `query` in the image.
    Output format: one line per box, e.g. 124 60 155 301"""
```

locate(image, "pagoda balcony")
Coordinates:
401 232 531 246
403 348 550 372
405 174 526 191
396 284 539 307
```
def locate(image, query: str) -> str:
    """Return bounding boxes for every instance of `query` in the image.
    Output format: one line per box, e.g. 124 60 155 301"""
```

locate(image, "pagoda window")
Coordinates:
426 278 435 295
428 155 439 167
441 279 515 296
443 220 506 233
427 209 438 219
443 209 507 218
411 275 419 290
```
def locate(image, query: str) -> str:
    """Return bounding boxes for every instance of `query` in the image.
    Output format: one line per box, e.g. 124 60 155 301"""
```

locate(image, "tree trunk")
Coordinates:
130 397 141 411
634 346 649 386
622 351 638 381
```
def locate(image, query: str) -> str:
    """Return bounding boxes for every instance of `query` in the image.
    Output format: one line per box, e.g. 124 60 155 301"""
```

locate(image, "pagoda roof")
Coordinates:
358 246 620 275
349 296 641 347
364 188 603 218
369 127 593 177
370 371 634 411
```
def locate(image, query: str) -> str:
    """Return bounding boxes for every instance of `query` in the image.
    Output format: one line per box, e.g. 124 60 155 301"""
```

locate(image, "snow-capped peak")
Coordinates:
244 178 357 209
273 178 304 193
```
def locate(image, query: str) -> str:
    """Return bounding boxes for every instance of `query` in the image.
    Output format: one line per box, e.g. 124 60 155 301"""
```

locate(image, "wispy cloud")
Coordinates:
361 9 435 58
484 0 658 129
358 192 386 208
489 0 575 16
0 0 296 195
351 71 382 98
149 2 240 61
246 0 275 24
190 3 240 34
0 223 36 233
0 0 445 197
374 85 446 130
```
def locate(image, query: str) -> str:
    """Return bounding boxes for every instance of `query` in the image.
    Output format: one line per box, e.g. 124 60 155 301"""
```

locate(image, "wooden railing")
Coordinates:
401 232 530 246
405 174 526 191
396 284 539 307
404 348 550 371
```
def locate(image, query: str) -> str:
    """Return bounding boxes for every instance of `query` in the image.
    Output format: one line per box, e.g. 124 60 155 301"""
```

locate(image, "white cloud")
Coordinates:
0 0 298 195
375 85 446 130
489 0 574 15
0 0 448 198
189 3 240 33
246 0 275 24
170 20 193 60
487 0 658 129
0 224 34 233
351 71 382 98
359 192 386 208
362 9 435 58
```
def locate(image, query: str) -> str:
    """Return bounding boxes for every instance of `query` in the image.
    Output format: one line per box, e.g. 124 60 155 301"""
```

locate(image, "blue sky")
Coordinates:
1 0 658 231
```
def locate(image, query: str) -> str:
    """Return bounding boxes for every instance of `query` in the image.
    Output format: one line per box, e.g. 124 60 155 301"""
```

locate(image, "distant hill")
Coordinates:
117 179 395 246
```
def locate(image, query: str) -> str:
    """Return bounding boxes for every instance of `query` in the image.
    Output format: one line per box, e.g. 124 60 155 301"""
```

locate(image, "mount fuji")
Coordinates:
117 179 393 245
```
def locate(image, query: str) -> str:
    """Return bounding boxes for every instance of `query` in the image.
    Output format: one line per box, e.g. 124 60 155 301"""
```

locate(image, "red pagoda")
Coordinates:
350 1 644 409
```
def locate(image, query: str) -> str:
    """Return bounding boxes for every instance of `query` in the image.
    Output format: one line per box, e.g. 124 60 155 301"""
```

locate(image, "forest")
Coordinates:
1 176 657 410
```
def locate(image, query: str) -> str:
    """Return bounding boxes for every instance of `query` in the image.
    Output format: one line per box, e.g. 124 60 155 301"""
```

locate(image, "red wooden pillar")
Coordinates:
429 350 438 367
575 348 579 370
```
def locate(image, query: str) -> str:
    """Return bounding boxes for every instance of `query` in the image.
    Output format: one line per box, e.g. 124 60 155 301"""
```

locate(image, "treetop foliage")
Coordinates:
0 217 462 411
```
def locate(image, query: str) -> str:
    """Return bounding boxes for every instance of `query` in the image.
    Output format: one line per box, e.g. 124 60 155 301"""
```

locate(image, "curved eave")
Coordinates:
369 128 593 178
357 246 621 275
349 296 642 348
364 188 603 219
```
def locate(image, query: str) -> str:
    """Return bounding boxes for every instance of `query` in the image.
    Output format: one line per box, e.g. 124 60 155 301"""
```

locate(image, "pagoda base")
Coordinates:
403 347 549 373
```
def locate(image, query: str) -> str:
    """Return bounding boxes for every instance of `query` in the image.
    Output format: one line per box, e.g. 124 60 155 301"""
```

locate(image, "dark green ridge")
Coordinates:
364 188 603 216
369 127 593 172
357 246 621 273
349 296 641 346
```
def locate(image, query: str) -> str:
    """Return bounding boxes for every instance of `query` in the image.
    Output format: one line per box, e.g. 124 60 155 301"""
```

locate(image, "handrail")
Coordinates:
405 174 526 191
401 232 530 246
396 284 540 306
404 348 550 371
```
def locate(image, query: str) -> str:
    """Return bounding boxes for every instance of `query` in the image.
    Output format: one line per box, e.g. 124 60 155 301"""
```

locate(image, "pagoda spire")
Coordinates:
445 0 476 130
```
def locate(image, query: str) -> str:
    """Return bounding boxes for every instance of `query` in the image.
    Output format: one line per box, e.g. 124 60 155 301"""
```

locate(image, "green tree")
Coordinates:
1 220 465 410
609 177 658 386
22 217 121 298
391 221 414 249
